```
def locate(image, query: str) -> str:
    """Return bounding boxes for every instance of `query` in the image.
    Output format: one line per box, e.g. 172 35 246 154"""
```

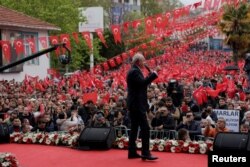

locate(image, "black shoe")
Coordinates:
141 155 158 161
128 153 141 159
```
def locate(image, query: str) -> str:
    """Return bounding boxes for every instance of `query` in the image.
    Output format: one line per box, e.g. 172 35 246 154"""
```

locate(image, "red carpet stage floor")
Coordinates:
0 144 207 167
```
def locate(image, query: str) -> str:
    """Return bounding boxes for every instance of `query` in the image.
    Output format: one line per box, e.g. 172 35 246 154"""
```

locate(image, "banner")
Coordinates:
111 6 123 24
213 109 240 132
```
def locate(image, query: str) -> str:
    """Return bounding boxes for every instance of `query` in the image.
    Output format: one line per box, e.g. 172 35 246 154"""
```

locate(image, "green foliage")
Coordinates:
141 0 182 16
219 2 250 63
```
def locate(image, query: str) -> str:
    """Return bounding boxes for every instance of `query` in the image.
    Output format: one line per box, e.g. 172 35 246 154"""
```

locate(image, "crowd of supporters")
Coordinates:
1 49 250 142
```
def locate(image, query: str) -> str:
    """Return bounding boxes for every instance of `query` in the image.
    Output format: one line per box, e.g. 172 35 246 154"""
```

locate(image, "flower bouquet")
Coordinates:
0 152 19 167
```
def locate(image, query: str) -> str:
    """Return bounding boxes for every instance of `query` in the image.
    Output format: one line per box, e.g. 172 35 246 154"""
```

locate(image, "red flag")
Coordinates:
39 37 48 49
173 8 182 20
103 62 109 71
1 41 11 62
26 84 34 94
82 92 98 104
95 28 108 48
132 20 141 30
26 38 36 53
204 0 213 10
184 5 192 16
115 56 122 65
35 81 45 92
145 17 154 34
81 32 92 50
14 39 24 56
155 14 164 29
123 22 130 33
193 1 202 8
206 87 221 98
163 12 171 27
47 68 59 78
72 32 79 44
109 59 116 67
111 25 122 44
213 0 221 9
121 53 128 60
49 36 60 56
60 34 71 53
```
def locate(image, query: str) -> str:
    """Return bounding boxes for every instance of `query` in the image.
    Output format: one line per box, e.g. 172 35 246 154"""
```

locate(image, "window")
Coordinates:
133 0 137 5
22 32 39 65
124 0 129 3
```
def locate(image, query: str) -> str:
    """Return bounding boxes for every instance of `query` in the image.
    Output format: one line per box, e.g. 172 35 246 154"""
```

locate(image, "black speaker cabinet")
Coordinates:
214 132 250 151
78 127 116 150
0 123 10 143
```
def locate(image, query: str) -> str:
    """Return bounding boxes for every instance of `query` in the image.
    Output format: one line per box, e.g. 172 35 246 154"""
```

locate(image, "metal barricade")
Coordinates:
114 126 177 140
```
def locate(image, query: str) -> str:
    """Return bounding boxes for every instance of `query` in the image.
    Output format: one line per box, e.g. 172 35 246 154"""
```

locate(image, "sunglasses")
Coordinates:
186 115 192 118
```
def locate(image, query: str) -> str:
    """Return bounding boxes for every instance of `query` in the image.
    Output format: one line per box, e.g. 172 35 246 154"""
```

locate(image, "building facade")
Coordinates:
0 5 60 81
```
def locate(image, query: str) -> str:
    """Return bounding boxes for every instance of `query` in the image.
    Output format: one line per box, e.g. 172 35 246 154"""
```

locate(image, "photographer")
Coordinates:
151 106 175 131
176 111 201 140
167 79 184 107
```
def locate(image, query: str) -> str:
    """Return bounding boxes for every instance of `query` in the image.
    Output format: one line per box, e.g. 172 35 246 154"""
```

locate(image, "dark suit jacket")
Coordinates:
126 65 157 115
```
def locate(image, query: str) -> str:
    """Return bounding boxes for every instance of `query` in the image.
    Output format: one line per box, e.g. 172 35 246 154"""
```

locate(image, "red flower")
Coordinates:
175 146 181 153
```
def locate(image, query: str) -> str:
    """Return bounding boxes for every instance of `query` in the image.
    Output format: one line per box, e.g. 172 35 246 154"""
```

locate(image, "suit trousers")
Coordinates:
128 112 150 156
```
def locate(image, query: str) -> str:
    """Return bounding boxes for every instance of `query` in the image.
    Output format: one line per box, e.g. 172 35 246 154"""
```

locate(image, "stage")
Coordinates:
0 144 207 167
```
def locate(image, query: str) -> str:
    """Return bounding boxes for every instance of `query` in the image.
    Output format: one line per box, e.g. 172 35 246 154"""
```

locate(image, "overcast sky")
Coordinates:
180 0 201 5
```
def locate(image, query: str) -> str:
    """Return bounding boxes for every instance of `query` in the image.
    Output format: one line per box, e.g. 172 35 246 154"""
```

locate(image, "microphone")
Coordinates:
144 64 152 73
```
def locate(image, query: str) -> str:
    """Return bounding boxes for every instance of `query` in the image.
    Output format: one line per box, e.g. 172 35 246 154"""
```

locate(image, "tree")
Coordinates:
141 0 182 16
219 3 250 65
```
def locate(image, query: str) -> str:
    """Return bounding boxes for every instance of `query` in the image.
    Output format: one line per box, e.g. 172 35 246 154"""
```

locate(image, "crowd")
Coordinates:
1 48 250 143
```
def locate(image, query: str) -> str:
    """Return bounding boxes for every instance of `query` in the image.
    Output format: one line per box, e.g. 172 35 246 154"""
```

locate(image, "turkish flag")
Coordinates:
60 34 71 53
39 37 48 49
103 62 109 71
121 53 128 60
163 12 171 27
173 8 182 20
115 56 122 65
26 38 36 53
81 32 92 50
183 5 192 16
129 50 134 58
132 20 141 30
82 92 98 104
14 39 24 56
1 40 11 62
145 17 154 34
49 36 60 56
35 81 45 92
72 32 79 44
109 59 116 67
95 28 108 48
155 14 164 29
123 22 130 33
111 25 122 44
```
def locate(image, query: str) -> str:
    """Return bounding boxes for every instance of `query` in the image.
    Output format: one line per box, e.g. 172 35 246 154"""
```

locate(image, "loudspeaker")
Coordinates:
214 132 250 151
0 123 10 143
78 127 116 150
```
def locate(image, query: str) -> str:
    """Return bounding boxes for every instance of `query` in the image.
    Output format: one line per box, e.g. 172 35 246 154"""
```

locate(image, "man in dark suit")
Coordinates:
126 52 158 160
